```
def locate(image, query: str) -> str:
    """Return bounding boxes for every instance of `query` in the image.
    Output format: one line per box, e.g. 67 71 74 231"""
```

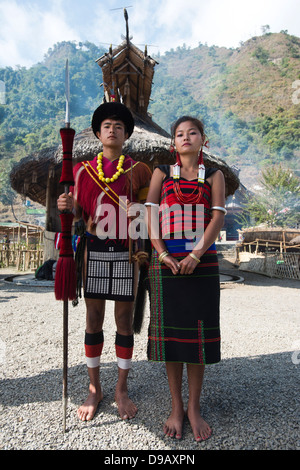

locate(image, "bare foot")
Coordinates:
77 386 103 421
187 404 212 442
115 389 137 420
163 406 185 439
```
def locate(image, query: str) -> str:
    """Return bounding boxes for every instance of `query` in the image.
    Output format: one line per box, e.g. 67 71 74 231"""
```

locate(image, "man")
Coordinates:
57 102 151 421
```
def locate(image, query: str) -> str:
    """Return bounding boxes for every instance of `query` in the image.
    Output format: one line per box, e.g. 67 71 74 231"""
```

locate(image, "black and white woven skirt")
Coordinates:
84 233 135 301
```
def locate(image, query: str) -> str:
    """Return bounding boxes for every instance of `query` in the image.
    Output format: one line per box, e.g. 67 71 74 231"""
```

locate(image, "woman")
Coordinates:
145 116 226 442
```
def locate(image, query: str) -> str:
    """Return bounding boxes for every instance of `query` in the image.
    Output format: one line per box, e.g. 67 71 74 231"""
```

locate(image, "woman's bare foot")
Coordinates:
163 406 185 439
115 388 137 420
77 386 103 421
187 404 212 442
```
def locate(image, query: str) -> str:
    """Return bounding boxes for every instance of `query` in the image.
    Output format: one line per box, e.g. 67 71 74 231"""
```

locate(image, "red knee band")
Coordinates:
85 343 103 358
84 331 104 368
115 333 134 369
115 344 133 359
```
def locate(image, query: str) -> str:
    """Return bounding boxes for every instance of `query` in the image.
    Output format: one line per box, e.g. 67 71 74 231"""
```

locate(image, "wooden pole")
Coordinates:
129 161 133 263
62 300 68 433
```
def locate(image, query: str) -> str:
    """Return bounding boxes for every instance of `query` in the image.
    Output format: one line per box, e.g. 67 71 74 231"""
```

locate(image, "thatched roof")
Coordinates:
0 222 44 239
10 114 240 206
239 226 300 244
96 41 157 115
95 9 157 115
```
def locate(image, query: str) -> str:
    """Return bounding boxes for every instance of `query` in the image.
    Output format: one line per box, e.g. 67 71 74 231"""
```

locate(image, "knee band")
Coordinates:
115 332 134 370
85 331 104 368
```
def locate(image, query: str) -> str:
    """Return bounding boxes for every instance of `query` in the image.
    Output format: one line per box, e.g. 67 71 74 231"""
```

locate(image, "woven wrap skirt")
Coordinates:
147 239 221 365
84 233 135 302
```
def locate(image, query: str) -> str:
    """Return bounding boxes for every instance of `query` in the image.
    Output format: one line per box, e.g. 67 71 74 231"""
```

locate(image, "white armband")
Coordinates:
211 206 227 215
145 202 159 208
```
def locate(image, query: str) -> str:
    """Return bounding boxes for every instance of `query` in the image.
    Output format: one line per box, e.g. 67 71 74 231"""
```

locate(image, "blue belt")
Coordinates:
163 238 215 254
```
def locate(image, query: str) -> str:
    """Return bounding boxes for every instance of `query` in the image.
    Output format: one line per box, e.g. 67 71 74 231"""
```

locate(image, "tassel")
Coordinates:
132 238 151 334
55 212 76 301
132 263 149 334
55 256 76 301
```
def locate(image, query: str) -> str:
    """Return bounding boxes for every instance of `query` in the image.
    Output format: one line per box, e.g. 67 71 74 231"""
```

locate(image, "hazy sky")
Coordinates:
0 0 299 68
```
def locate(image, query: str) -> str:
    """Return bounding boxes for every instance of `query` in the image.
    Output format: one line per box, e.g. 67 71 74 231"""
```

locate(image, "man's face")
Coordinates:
96 119 128 149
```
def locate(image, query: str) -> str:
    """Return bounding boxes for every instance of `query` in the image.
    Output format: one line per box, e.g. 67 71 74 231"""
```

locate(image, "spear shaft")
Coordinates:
129 161 133 263
54 59 76 432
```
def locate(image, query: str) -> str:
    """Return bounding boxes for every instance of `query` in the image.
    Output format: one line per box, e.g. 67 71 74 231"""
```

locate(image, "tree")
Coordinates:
239 165 300 228
0 159 17 219
261 25 271 35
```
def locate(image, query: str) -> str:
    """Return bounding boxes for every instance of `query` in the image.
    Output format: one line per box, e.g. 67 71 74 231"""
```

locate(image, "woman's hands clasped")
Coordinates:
163 254 200 275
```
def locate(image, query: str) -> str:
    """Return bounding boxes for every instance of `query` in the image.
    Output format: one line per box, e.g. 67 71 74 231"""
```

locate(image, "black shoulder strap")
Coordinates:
205 167 218 179
155 164 170 178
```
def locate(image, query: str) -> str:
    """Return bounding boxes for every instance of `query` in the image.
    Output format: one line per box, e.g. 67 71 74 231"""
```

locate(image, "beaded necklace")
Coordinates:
96 152 125 183
172 150 205 204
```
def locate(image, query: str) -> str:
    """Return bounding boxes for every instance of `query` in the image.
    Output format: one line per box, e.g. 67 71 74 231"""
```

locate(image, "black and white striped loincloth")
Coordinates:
84 233 135 301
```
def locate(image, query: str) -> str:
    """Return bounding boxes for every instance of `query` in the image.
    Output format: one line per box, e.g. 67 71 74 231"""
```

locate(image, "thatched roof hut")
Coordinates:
0 221 44 244
239 226 300 245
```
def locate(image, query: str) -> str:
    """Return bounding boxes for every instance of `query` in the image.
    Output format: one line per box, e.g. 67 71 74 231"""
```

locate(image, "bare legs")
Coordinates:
164 363 185 439
186 364 212 442
77 297 137 421
114 302 138 420
163 363 212 442
77 298 105 422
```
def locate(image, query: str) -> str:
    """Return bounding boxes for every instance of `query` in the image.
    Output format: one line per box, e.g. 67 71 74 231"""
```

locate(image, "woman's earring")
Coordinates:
170 144 182 166
197 147 203 165
176 151 182 166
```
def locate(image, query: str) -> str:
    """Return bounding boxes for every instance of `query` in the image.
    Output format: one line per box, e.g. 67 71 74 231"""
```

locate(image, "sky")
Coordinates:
0 0 299 68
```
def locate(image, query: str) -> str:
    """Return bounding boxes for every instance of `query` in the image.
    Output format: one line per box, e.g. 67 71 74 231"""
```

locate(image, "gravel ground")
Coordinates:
0 258 299 452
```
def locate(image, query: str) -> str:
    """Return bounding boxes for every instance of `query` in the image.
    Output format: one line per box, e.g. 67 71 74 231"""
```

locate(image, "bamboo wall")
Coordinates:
0 243 44 271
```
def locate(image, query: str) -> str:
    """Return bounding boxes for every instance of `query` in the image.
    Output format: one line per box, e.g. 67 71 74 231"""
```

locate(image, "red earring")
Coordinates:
176 152 182 167
170 143 182 166
198 147 203 165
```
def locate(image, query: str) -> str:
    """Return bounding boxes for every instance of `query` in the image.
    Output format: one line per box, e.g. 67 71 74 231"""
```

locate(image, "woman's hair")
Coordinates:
171 116 206 141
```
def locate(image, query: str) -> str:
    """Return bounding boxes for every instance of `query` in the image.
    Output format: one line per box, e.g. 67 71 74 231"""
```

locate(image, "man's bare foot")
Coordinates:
115 389 137 420
187 404 212 442
163 406 185 439
77 386 103 421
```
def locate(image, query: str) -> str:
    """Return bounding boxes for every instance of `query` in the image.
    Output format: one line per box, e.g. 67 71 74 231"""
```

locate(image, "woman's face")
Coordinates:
174 120 203 156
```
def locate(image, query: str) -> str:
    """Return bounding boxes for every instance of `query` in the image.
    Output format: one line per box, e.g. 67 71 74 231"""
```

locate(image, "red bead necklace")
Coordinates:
172 150 205 204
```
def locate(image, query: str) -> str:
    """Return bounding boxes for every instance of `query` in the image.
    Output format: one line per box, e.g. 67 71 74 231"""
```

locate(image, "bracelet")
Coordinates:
158 251 169 264
189 253 200 263
145 202 159 207
211 206 227 215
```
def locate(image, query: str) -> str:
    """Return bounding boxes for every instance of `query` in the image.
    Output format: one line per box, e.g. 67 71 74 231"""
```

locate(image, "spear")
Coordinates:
129 161 133 263
54 59 76 432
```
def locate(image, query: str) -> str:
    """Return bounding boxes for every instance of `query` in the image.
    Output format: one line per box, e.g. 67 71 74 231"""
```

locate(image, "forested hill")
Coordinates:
150 32 300 185
0 32 299 195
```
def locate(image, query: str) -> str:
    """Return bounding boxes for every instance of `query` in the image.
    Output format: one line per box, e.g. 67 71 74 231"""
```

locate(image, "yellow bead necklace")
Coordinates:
96 152 125 183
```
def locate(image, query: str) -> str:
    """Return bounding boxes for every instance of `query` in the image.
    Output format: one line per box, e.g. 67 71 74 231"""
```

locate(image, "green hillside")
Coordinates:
0 32 299 205
149 32 300 178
